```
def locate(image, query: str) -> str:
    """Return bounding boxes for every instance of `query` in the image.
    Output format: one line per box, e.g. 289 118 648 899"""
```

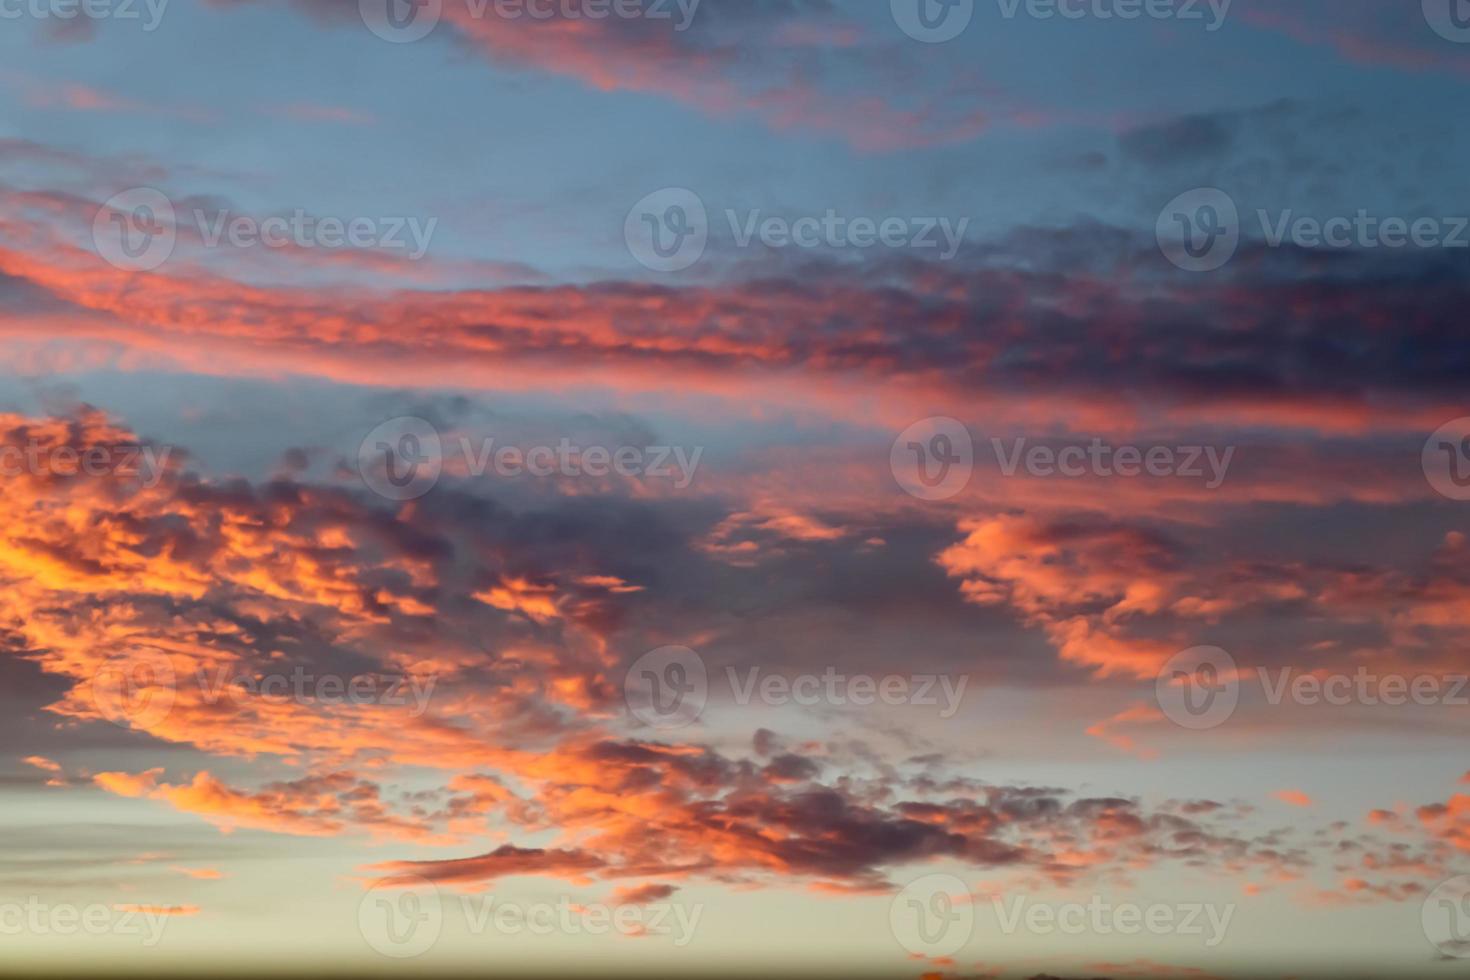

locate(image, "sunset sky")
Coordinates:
1 1 1469 977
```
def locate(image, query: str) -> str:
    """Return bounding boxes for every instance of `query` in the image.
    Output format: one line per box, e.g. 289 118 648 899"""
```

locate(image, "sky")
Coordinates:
0 1 1469 977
